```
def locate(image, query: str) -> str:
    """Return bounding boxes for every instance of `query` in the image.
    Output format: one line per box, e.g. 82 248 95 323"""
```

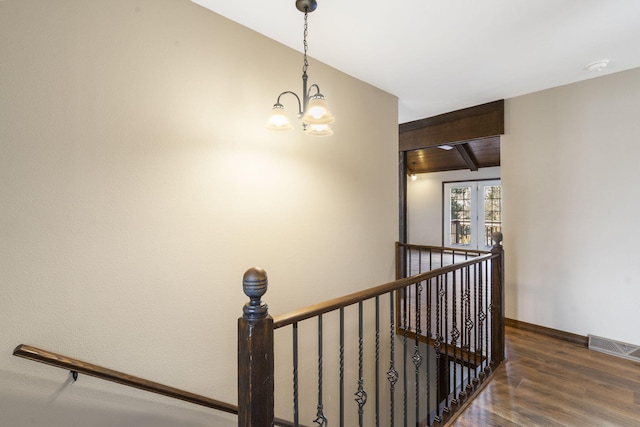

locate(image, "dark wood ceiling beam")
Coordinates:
455 143 479 171
399 100 504 152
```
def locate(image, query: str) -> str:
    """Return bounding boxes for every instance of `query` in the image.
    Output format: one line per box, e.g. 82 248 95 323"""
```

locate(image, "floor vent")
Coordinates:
588 335 640 362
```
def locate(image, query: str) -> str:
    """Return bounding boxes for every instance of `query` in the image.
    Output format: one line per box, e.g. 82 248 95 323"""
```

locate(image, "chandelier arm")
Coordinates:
307 83 322 97
276 91 303 116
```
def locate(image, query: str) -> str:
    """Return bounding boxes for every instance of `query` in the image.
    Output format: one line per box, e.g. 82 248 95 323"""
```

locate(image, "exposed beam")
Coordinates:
455 143 479 171
399 100 504 152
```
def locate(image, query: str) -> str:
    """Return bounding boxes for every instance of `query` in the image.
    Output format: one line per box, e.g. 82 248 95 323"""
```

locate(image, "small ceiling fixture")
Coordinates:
265 0 335 137
585 59 609 72
410 162 417 181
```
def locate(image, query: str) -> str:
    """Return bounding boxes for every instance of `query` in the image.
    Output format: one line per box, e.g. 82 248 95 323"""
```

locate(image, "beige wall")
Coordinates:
407 69 640 345
502 67 640 344
0 1 398 425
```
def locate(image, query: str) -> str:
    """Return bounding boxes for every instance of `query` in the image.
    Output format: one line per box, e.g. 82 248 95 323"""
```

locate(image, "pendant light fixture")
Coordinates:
265 0 335 136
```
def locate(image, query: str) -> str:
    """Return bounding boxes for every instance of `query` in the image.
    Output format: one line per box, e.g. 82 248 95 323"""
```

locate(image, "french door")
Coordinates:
443 180 501 250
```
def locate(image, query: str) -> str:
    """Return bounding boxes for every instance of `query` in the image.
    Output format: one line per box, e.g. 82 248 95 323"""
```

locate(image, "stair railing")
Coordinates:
13 344 307 426
238 233 504 426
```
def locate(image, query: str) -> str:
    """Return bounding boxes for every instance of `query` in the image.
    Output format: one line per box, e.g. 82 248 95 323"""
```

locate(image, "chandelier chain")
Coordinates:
302 10 309 76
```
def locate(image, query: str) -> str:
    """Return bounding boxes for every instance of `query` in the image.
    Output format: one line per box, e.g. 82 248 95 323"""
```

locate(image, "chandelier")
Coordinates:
265 0 335 137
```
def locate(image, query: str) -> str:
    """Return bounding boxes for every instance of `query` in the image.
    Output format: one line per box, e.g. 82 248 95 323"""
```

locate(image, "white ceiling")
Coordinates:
191 0 640 124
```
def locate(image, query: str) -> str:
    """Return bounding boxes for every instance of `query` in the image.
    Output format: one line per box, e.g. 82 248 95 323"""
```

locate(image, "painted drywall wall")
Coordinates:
0 0 398 425
407 167 501 246
502 67 640 344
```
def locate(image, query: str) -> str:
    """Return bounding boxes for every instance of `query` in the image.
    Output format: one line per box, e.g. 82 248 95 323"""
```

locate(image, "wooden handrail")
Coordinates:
12 344 299 427
396 241 490 255
273 252 494 329
13 344 237 413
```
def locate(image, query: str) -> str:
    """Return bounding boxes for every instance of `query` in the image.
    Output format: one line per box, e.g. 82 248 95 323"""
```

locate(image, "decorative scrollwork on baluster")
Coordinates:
354 379 368 414
412 348 423 368
313 405 327 427
387 365 399 387
465 317 474 333
450 327 460 345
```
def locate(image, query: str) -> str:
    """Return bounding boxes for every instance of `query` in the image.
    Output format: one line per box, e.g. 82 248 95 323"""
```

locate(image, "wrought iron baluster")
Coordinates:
467 265 474 394
443 272 451 415
451 269 459 406
433 275 443 424
354 301 367 426
461 268 467 396
425 277 432 427
473 263 481 387
388 290 398 427
477 261 485 379
340 308 345 427
463 265 473 397
293 322 299 427
375 296 380 427
413 281 423 424
314 315 327 426
402 285 409 427
429 247 433 270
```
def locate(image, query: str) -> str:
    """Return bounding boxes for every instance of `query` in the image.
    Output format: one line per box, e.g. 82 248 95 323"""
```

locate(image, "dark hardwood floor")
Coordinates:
449 325 640 426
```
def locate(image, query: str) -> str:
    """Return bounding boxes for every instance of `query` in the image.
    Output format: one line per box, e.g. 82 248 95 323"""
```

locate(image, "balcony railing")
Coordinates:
239 233 505 426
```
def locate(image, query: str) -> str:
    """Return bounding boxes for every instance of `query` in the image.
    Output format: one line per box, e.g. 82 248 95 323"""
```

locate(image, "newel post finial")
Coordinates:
491 231 503 249
242 267 269 319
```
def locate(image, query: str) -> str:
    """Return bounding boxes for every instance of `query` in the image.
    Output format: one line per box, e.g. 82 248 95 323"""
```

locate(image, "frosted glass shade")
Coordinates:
301 95 335 125
265 104 293 131
304 123 333 137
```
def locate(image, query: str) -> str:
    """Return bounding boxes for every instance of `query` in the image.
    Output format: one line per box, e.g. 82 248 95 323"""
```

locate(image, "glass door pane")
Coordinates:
444 180 501 250
479 181 501 249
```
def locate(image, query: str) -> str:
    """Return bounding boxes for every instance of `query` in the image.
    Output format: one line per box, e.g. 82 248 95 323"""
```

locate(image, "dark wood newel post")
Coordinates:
238 267 274 427
490 232 505 369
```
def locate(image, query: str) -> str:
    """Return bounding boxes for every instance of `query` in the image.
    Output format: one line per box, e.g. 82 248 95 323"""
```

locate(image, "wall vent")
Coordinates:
588 335 640 362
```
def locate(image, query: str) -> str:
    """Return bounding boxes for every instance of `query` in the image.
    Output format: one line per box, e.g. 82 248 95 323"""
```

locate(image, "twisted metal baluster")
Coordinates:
413 281 423 425
478 262 487 381
375 296 380 427
429 247 433 270
340 308 345 426
464 265 474 394
451 270 459 406
402 286 409 427
407 248 413 276
293 323 299 427
443 273 451 415
387 291 398 427
314 315 327 427
433 275 443 424
472 263 481 386
425 278 433 427
354 301 368 426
